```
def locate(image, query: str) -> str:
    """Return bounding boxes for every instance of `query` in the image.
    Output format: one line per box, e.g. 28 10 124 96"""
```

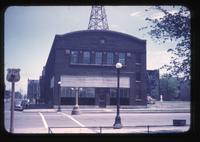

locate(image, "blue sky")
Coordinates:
4 6 183 94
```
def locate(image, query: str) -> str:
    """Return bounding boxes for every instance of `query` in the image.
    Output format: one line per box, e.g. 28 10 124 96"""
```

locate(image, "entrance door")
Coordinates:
96 88 108 108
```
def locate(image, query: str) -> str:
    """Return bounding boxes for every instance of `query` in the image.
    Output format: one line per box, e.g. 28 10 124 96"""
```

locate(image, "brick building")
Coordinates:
27 79 40 104
40 30 147 107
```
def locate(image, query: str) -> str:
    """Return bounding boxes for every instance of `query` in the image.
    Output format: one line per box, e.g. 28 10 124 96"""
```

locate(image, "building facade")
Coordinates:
40 30 147 107
27 79 40 104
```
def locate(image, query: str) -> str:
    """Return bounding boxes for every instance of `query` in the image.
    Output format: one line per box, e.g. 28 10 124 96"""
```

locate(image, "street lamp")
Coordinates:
113 62 123 129
71 87 82 115
57 81 61 112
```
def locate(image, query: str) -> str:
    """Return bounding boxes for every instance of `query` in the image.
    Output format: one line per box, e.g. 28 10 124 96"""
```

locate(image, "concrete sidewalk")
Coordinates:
23 108 190 113
23 101 190 113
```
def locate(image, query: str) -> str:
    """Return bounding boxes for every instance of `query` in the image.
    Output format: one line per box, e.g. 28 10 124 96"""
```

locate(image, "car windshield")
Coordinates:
15 100 22 105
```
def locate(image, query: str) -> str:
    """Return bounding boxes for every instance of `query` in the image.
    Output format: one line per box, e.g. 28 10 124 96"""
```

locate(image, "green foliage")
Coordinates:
160 74 179 100
140 6 191 80
15 91 23 99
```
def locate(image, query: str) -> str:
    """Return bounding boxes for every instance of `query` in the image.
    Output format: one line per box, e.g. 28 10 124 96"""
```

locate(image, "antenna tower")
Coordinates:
88 6 109 30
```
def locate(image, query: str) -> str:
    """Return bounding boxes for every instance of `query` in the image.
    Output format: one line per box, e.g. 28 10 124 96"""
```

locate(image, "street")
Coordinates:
4 107 190 134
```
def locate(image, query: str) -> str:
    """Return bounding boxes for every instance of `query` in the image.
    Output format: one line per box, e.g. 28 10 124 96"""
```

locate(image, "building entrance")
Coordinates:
95 88 109 108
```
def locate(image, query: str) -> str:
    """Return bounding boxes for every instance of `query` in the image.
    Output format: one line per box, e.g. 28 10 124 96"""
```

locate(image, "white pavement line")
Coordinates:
39 112 48 129
59 112 85 127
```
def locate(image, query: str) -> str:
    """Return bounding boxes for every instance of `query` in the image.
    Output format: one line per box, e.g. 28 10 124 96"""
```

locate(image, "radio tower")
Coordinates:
88 6 109 30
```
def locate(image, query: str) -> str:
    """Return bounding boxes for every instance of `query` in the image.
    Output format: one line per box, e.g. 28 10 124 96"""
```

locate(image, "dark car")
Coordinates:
14 100 24 111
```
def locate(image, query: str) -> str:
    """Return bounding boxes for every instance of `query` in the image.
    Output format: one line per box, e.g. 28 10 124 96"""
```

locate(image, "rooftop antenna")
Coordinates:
88 6 109 30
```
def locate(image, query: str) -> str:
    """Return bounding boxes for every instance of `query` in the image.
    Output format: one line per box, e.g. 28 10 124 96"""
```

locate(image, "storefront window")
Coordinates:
120 88 129 98
79 88 95 98
61 87 75 97
110 88 117 98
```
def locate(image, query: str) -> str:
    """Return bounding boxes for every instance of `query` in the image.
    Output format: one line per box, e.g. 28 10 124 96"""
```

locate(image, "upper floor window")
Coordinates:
135 54 141 63
136 72 141 81
83 51 90 64
106 52 114 65
95 52 102 64
70 51 78 64
135 84 142 100
118 52 126 65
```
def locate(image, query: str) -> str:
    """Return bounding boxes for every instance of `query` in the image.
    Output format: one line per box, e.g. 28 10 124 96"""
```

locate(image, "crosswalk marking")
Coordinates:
59 112 85 127
39 112 48 129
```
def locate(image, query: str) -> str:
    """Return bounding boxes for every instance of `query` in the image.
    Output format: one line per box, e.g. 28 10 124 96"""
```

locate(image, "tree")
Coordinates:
140 6 191 81
160 74 179 100
15 91 23 99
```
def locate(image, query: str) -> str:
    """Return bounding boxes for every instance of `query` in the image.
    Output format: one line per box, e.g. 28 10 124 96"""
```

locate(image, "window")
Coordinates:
135 54 141 63
106 52 114 65
83 51 90 64
110 88 117 98
95 52 102 64
70 51 78 64
135 84 142 100
120 88 129 98
79 88 95 98
61 87 74 97
118 52 126 65
136 72 141 81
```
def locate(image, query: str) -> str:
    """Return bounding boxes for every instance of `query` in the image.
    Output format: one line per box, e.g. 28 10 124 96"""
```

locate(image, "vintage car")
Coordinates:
147 96 156 104
14 100 24 111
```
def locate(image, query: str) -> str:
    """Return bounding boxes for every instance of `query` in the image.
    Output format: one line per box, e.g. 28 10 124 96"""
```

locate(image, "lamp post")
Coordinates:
71 87 82 115
57 81 61 112
113 62 122 129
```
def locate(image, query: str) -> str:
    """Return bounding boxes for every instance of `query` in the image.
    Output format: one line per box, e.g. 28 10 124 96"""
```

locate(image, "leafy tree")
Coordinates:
140 6 191 81
160 74 179 100
15 91 23 99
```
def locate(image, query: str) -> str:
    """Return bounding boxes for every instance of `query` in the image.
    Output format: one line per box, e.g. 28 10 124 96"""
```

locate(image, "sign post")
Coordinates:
6 68 20 133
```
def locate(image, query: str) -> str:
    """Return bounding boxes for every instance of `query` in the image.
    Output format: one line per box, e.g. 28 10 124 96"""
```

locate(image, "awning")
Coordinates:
60 75 130 88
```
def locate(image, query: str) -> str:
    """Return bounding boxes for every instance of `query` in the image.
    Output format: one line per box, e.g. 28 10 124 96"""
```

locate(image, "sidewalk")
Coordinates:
23 101 190 113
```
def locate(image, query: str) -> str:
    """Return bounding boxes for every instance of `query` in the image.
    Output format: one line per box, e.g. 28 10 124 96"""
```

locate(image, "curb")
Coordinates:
22 109 190 113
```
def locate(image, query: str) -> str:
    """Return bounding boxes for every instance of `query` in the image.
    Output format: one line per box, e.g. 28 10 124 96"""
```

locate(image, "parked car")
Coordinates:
14 100 24 111
147 96 156 104
21 99 30 109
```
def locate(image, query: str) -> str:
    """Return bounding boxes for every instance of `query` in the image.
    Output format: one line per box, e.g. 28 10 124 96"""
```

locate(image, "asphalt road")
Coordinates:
4 110 190 134
3 99 190 134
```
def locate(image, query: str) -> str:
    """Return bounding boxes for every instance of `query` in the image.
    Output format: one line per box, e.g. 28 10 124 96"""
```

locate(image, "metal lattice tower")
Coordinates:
88 6 109 30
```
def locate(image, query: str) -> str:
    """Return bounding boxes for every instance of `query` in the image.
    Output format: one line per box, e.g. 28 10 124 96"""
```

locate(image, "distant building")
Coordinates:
39 67 45 104
147 70 160 100
27 79 40 104
179 79 190 101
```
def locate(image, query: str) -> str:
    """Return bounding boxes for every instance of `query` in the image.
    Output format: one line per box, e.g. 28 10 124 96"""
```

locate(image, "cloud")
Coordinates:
151 12 165 19
130 11 141 17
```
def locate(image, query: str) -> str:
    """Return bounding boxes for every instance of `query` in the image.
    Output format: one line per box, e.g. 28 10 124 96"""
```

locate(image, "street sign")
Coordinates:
6 68 20 133
6 69 20 82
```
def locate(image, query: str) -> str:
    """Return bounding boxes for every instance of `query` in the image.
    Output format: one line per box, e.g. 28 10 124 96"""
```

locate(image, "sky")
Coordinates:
4 6 183 94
